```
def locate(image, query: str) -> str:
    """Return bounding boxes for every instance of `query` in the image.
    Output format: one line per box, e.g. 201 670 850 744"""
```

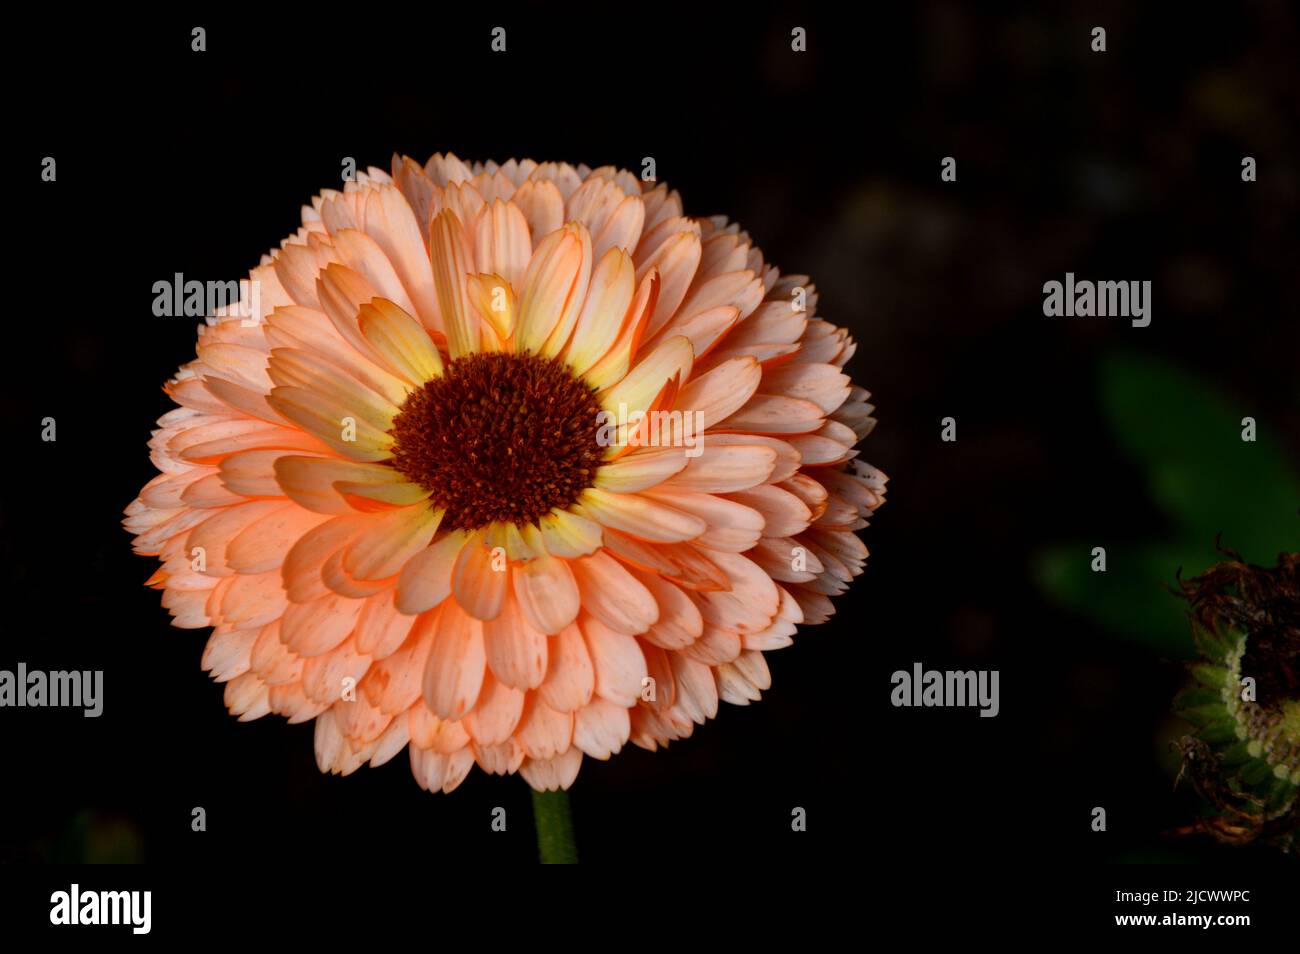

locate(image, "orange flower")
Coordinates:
125 155 887 792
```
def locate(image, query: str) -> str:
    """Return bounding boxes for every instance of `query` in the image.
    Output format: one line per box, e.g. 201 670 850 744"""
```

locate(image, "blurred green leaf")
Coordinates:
1035 542 1193 657
1101 352 1300 561
1036 352 1300 656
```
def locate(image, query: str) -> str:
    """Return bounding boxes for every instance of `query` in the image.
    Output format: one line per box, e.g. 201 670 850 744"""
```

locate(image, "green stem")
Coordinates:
531 788 578 864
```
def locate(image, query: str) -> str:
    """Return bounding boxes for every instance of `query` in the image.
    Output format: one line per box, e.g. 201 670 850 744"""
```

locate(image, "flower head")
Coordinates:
126 155 886 792
1173 547 1299 851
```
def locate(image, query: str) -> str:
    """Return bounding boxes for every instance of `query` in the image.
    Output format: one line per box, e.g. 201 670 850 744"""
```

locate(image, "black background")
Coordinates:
5 3 1298 871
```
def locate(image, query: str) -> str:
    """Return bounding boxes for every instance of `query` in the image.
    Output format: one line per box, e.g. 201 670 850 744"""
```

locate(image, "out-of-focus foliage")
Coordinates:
1036 352 1300 658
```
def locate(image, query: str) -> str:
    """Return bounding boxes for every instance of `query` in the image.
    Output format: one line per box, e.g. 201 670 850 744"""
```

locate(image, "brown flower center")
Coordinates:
389 351 604 531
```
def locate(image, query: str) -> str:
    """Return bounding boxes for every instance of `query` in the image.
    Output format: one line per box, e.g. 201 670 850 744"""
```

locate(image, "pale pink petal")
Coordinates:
451 530 509 621
581 615 649 707
512 553 580 635
421 601 486 720
538 622 595 712
570 551 659 635
394 530 470 615
483 596 548 691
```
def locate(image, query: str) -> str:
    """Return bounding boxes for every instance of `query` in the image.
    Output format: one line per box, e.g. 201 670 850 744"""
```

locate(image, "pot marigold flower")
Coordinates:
1172 547 1299 851
125 155 887 793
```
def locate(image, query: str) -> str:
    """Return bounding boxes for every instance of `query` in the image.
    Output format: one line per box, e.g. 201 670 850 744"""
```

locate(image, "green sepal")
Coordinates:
1240 759 1274 787
1217 741 1253 766
1190 664 1228 689
1198 720 1240 744
1263 777 1297 813
1190 622 1235 663
1174 689 1223 713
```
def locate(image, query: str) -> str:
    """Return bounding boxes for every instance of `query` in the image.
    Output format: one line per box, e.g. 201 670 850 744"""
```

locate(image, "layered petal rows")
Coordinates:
126 155 887 792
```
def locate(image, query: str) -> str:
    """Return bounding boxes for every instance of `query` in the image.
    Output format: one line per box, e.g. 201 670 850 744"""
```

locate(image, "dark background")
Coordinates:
5 4 1297 867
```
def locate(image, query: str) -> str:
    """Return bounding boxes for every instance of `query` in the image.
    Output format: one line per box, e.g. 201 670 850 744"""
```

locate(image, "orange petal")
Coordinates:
538 622 594 711
421 601 486 720
473 199 532 291
342 504 442 580
357 298 443 385
580 614 648 708
570 551 658 634
274 456 408 515
576 488 705 543
429 210 478 358
537 509 603 558
463 671 526 746
564 246 635 376
592 447 690 493
394 529 470 615
515 223 588 355
483 595 548 690
451 530 509 621
512 553 579 634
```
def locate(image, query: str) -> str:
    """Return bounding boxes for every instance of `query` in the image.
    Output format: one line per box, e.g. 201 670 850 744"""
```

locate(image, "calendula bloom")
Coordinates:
1173 550 1299 851
125 155 886 793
